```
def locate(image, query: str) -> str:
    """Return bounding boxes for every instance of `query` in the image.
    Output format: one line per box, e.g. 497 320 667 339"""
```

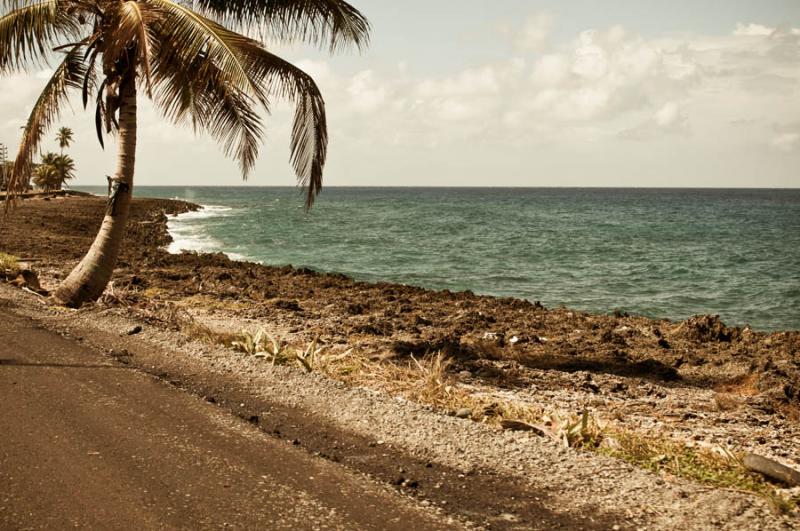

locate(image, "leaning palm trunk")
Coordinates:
53 74 137 307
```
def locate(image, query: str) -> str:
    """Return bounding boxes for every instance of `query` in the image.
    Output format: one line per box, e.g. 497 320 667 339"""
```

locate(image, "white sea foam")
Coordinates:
166 204 245 259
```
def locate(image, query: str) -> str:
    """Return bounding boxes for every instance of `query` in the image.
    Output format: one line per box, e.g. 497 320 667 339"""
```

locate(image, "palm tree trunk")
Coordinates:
53 73 137 307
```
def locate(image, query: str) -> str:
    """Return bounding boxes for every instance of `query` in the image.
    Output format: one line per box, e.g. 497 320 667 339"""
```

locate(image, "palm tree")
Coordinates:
33 158 59 192
38 152 75 190
56 126 73 154
0 0 369 307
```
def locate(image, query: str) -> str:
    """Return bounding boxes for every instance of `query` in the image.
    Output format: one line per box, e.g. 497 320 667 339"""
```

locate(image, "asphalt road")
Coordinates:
0 310 446 530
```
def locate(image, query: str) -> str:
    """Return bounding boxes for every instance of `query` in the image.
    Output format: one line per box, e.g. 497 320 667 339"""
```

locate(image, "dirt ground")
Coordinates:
1 194 799 526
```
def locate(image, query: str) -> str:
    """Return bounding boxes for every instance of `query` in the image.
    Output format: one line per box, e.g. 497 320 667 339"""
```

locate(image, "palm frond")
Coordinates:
151 13 328 206
0 0 83 73
5 44 86 209
235 41 327 207
151 45 264 177
147 0 266 104
200 75 264 178
189 0 370 52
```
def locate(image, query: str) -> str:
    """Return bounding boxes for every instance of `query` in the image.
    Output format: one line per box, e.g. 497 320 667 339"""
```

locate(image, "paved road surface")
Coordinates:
0 310 446 530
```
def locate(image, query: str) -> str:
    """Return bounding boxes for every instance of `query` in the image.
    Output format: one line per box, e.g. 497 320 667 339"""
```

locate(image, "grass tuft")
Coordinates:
0 252 20 275
599 430 798 513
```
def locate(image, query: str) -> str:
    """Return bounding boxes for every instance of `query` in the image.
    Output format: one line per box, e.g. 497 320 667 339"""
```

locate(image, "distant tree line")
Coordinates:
1 127 75 192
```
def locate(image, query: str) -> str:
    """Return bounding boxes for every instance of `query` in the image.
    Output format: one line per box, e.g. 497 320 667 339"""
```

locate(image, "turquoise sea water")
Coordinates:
78 186 800 331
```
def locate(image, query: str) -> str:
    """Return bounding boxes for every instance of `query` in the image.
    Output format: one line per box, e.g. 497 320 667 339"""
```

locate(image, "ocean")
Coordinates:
78 186 800 331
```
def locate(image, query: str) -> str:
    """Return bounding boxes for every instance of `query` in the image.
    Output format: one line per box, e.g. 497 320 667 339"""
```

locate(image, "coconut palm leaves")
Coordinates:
1 0 369 207
188 0 370 51
0 0 82 73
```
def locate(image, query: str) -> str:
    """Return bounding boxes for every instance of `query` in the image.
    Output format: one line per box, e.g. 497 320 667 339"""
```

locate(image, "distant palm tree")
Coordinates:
1 0 369 307
33 159 59 193
37 152 76 190
56 127 73 154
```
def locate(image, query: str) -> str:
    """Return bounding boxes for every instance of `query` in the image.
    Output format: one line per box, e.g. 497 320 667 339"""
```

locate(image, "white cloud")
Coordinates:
531 54 570 86
300 21 799 159
655 102 683 127
620 101 689 140
347 70 387 113
771 132 800 152
733 23 775 37
416 65 502 98
572 33 609 79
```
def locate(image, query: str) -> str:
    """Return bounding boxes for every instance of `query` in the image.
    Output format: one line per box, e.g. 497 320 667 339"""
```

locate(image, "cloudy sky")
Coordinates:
1 0 799 188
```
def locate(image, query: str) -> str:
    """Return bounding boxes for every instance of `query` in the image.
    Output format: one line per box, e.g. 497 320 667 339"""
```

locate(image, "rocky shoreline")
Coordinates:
1 194 799 528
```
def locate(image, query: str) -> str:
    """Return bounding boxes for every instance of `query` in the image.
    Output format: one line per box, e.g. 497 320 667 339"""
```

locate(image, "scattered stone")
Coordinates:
274 299 303 312
580 381 601 394
127 325 143 336
609 382 628 393
108 348 132 364
454 408 472 419
413 315 432 326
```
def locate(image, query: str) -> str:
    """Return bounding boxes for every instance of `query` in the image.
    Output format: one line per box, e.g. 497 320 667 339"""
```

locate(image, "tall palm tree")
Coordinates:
56 126 73 154
0 0 369 307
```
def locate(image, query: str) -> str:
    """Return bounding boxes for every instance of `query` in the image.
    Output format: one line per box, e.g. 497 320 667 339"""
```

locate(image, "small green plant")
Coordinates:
0 252 20 275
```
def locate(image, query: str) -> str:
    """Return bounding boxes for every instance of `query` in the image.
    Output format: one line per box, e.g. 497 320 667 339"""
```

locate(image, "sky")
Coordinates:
1 0 799 188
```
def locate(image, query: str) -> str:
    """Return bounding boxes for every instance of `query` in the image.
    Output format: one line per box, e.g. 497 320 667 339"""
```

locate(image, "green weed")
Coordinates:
0 252 20 275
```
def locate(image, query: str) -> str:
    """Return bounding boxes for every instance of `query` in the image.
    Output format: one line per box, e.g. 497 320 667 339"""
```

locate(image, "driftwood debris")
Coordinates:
743 453 800 487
